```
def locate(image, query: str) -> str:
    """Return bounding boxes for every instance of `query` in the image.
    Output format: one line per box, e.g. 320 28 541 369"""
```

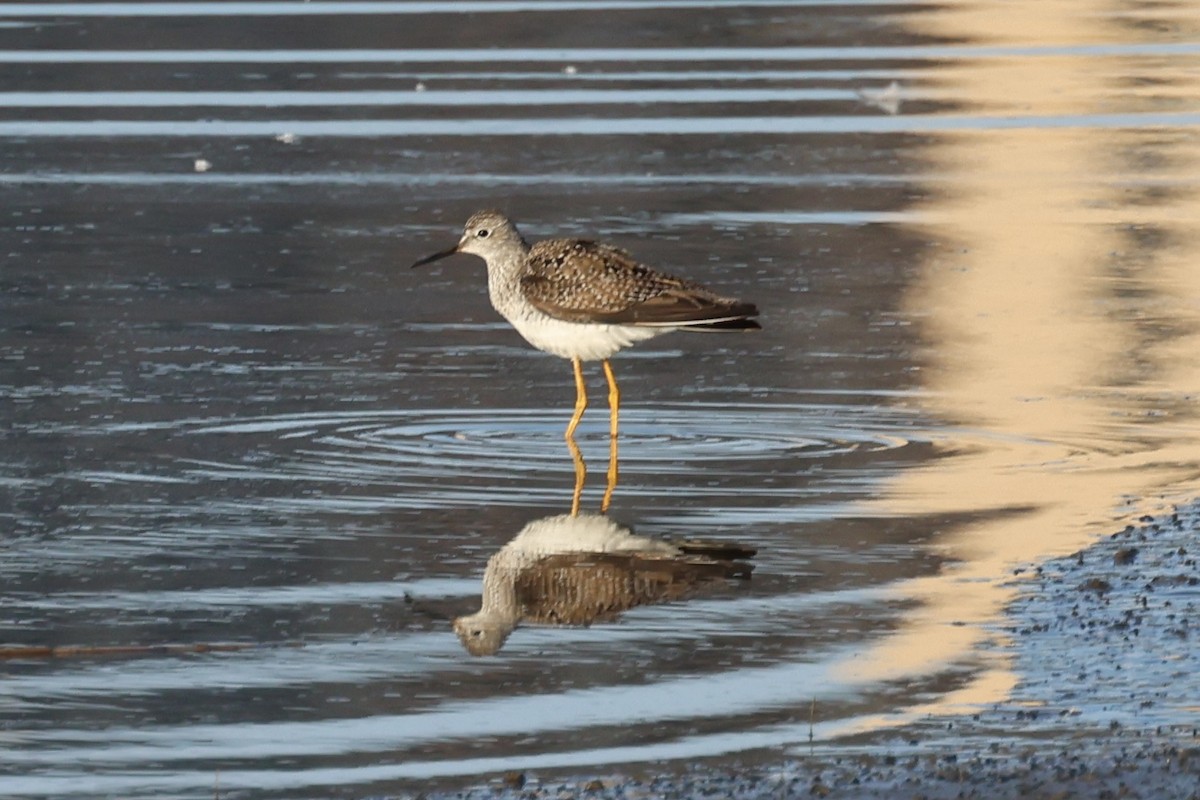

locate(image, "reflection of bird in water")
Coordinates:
411 211 760 442
454 512 755 656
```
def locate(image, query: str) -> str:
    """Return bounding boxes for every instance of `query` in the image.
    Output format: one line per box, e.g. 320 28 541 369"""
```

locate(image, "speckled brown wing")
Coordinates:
520 239 759 327
513 552 750 627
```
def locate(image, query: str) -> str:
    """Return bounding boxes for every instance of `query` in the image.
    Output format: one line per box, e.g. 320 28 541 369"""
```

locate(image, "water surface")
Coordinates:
3 1 1200 797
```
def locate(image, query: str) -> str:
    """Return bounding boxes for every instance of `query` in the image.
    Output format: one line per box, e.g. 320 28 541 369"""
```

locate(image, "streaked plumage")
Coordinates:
412 211 760 439
521 238 758 327
453 512 755 656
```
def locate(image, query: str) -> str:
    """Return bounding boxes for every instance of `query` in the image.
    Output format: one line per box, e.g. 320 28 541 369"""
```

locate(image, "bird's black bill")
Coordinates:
410 245 459 269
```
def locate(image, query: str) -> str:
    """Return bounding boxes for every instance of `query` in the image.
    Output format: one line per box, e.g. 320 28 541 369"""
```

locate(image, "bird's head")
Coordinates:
452 612 515 657
411 210 526 268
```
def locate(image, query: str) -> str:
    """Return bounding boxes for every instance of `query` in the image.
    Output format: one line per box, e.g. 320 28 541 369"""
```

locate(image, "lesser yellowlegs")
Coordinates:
454 511 755 655
411 210 760 441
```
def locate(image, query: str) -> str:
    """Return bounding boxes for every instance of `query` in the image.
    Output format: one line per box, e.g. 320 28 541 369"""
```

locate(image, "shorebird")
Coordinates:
411 211 760 440
454 512 755 656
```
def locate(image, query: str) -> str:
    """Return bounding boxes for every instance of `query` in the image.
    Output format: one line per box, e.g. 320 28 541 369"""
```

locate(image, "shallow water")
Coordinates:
3 1 1200 797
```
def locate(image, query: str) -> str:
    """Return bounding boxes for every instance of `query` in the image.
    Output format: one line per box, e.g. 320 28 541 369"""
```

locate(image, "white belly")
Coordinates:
507 311 663 361
507 512 677 555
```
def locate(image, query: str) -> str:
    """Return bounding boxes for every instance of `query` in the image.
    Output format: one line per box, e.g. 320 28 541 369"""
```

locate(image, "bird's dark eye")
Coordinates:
476 229 490 238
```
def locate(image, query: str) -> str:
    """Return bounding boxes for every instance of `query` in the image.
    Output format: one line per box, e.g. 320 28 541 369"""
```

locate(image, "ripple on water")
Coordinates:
169 402 922 499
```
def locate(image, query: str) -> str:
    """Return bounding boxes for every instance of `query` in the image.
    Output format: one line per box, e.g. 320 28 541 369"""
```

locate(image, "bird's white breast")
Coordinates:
509 312 661 361
506 513 678 555
486 263 662 361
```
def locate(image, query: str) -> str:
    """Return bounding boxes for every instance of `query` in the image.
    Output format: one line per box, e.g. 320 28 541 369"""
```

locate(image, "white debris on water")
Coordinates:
857 80 904 115
562 65 577 75
193 158 212 173
275 132 297 144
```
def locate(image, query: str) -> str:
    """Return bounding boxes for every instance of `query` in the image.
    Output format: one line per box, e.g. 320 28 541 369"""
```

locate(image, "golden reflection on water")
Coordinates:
848 0 1200 720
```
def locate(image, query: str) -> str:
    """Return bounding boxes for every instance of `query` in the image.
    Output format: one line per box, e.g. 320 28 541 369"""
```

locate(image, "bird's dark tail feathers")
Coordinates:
681 317 762 332
674 539 758 561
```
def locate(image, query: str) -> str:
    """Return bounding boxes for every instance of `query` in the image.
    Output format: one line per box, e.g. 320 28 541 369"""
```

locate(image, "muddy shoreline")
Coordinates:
400 502 1200 799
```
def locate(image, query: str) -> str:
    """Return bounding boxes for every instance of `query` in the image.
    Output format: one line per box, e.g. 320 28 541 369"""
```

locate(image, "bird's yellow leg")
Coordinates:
602 359 620 439
602 432 618 513
567 434 586 517
565 356 588 441
601 359 620 513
